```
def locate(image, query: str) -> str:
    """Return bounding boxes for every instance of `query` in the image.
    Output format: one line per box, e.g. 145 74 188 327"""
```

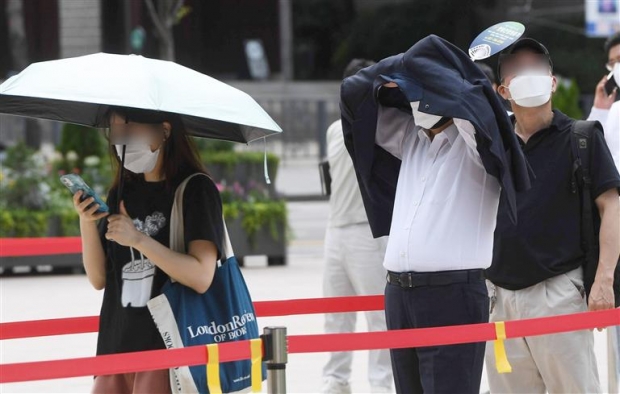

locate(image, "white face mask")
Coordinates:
613 63 620 89
410 101 444 130
505 73 553 108
114 143 160 174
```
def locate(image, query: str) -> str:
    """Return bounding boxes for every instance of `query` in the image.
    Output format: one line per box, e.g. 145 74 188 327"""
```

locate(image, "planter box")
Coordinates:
0 254 83 274
0 216 288 274
226 217 287 266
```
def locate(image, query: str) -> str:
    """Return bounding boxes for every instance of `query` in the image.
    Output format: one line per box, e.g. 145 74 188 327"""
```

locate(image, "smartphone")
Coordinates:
318 160 332 196
60 174 109 213
604 70 618 96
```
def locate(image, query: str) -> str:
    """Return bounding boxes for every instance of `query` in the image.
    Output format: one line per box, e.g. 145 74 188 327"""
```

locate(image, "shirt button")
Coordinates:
400 252 406 257
421 177 426 182
413 201 419 206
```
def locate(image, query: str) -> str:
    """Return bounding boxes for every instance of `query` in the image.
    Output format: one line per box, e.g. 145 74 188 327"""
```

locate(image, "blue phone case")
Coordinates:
60 174 109 213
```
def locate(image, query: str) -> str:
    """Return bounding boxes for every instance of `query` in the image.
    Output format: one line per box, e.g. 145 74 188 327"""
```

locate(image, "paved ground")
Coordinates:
0 201 616 393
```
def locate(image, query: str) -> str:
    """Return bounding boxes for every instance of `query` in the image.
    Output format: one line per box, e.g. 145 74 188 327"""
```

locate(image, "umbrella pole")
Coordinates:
116 145 126 214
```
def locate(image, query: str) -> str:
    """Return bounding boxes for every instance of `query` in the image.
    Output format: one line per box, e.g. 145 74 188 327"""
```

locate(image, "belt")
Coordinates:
386 269 484 288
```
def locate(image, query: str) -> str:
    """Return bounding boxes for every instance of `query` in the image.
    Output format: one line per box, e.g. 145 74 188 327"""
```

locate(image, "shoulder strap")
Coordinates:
570 120 598 257
570 120 596 190
169 173 234 260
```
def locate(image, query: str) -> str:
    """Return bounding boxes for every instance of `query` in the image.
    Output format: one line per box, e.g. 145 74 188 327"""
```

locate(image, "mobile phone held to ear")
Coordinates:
604 70 619 96
60 174 109 213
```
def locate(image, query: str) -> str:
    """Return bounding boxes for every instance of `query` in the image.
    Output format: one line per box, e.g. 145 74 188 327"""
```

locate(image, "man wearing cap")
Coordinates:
485 38 620 393
341 35 530 394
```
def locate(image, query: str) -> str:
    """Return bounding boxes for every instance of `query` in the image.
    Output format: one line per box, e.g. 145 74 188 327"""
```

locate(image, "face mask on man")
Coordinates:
614 63 620 88
410 101 451 130
114 141 160 174
502 71 554 108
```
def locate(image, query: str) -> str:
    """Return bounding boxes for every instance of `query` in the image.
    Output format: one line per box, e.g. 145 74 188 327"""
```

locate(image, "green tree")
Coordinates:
553 78 583 120
58 124 106 170
293 0 356 79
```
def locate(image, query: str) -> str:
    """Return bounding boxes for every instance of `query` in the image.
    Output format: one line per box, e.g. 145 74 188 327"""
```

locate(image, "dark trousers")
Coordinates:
384 270 489 394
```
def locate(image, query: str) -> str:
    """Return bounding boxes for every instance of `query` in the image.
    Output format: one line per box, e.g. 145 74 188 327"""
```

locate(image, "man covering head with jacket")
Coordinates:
340 35 530 394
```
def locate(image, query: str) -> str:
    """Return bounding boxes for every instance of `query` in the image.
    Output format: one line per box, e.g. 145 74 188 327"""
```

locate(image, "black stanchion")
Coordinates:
262 326 288 394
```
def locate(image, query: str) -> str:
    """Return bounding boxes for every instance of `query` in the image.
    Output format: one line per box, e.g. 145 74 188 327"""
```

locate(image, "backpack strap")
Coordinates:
570 120 615 303
570 121 597 251
570 120 620 306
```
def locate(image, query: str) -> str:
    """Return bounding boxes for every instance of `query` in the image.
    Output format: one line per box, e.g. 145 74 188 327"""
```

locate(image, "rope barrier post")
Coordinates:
262 326 288 394
608 326 619 393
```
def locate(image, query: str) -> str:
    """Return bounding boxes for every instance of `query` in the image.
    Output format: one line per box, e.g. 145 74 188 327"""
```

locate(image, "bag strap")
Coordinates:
570 120 597 253
169 173 234 261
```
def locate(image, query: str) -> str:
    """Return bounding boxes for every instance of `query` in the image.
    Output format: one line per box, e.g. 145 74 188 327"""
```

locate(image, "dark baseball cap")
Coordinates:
497 38 553 80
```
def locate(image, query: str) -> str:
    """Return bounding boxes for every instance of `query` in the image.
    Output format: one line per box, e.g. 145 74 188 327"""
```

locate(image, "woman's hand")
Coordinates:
105 201 144 247
73 190 109 222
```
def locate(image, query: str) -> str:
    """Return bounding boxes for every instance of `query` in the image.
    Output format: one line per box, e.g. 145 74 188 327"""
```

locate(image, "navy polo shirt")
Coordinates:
486 110 620 290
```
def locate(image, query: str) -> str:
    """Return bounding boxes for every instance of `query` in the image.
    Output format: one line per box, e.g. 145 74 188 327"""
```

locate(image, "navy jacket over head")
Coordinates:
340 35 531 238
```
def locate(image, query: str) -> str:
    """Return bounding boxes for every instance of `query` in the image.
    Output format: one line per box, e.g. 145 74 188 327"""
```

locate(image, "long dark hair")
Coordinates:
104 107 207 194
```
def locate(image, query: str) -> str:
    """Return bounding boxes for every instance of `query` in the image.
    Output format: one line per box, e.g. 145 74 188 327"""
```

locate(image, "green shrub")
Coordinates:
11 210 49 237
202 151 279 168
240 201 287 243
2 142 51 210
193 138 235 153
0 211 15 237
59 209 81 236
223 201 287 245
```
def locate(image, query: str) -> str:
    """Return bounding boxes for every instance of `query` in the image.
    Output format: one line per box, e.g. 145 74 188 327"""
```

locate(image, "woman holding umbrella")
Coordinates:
0 52 282 392
74 107 224 393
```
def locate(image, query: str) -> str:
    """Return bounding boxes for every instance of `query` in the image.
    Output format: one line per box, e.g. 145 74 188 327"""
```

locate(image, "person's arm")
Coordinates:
134 234 217 294
73 191 108 290
453 118 479 154
588 123 620 311
588 107 610 125
604 103 620 169
374 83 412 159
587 75 618 124
375 105 409 159
105 201 217 294
588 188 620 311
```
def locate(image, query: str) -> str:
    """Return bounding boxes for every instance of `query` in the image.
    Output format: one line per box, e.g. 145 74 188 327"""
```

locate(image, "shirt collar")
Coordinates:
417 122 458 145
510 109 573 134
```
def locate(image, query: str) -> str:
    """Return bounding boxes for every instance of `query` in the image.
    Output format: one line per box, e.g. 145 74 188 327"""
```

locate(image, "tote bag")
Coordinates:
148 174 264 393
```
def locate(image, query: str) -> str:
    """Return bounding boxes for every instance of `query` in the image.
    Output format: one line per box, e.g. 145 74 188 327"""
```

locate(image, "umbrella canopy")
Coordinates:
0 53 281 143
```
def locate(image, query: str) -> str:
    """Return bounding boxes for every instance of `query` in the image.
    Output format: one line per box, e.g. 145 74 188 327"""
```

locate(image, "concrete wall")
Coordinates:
226 81 341 100
58 0 101 59
225 81 342 159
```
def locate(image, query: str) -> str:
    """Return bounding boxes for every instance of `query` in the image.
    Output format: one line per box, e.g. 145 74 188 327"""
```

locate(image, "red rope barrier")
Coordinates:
0 295 384 340
0 316 99 340
288 309 620 354
0 339 254 383
2 308 619 384
254 295 384 317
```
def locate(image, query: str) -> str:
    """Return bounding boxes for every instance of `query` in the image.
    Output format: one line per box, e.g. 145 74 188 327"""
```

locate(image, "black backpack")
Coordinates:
569 120 620 307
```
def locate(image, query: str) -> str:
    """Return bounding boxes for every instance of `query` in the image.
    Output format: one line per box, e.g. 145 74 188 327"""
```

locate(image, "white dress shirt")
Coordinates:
376 106 501 273
588 102 620 170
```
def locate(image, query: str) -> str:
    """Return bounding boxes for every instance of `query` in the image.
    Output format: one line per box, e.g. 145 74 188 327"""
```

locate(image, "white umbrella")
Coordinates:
0 52 282 143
